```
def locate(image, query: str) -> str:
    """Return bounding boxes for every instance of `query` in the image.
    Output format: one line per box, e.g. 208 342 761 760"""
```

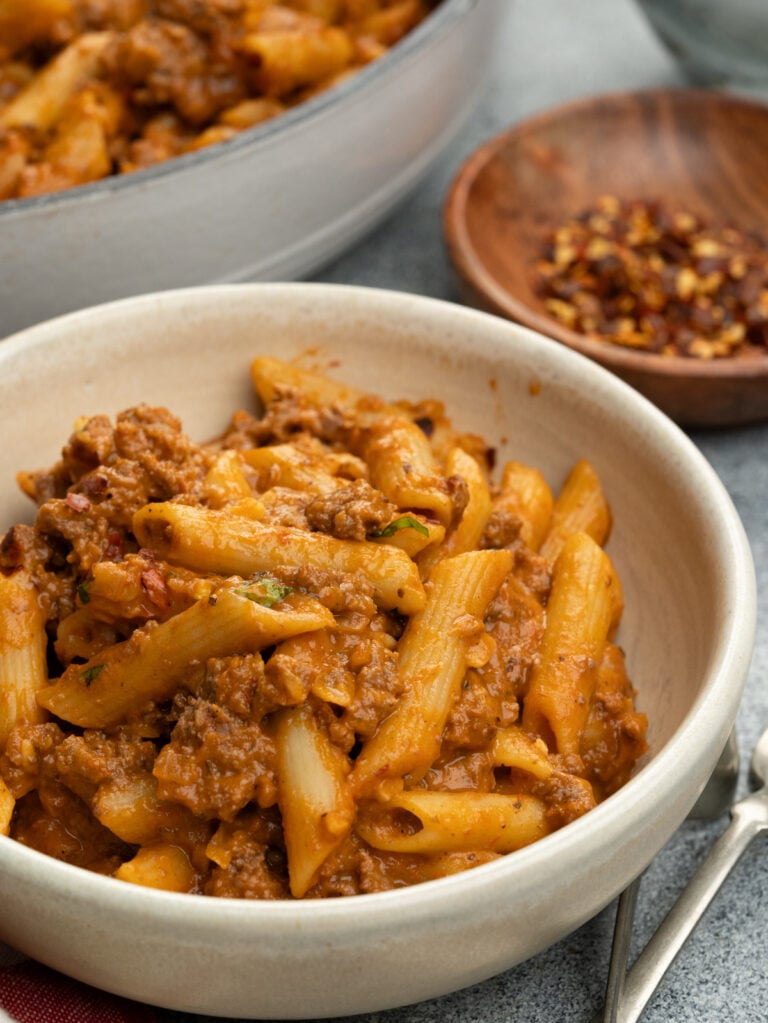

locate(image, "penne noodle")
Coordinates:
522 532 623 755
274 703 355 897
357 790 549 854
92 771 195 846
492 726 553 780
417 446 492 577
201 451 258 508
363 415 455 527
239 27 354 98
250 357 455 524
75 555 215 627
243 441 367 495
114 844 197 893
37 588 334 729
580 642 649 798
217 97 286 130
250 355 372 411
370 514 445 558
0 569 49 747
0 33 112 132
132 501 426 615
54 606 121 665
351 548 513 794
493 460 554 551
539 459 612 562
0 775 14 836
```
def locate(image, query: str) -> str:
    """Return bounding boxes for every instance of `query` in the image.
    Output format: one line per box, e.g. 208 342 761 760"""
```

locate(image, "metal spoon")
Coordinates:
598 725 768 1022
599 728 741 1023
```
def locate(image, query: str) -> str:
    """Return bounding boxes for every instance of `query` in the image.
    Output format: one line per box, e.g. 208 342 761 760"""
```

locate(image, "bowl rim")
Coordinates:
0 0 479 219
0 282 757 933
444 85 768 383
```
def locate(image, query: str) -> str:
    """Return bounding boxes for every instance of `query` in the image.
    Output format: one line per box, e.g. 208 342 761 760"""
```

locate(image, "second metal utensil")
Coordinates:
619 725 768 1021
599 729 740 1023
600 725 768 1022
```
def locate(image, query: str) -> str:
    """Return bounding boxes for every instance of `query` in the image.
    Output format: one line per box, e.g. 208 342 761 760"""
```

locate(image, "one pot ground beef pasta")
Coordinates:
0 356 648 899
0 0 437 201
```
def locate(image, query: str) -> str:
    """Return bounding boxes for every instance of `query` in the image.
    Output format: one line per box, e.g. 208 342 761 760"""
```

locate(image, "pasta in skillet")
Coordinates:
0 355 648 898
0 0 438 201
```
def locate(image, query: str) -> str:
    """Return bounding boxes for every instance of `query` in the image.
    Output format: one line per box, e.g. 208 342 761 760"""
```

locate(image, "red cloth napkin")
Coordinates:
0 945 157 1023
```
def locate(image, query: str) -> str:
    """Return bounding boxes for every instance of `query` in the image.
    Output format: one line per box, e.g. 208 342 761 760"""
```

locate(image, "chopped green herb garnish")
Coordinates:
237 578 293 607
374 515 430 538
77 582 91 605
82 664 106 687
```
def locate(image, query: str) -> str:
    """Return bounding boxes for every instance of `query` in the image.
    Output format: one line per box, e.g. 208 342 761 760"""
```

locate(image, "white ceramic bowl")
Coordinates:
0 0 503 338
0 284 756 1019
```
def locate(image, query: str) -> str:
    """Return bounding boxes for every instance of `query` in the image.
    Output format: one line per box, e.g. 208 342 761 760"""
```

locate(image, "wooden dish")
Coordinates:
444 88 768 428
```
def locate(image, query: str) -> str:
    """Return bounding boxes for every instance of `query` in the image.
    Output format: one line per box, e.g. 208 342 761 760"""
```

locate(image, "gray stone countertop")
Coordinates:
161 1 768 1020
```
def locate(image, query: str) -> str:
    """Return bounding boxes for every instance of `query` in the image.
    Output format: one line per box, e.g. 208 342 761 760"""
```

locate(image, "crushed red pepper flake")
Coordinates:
533 195 768 359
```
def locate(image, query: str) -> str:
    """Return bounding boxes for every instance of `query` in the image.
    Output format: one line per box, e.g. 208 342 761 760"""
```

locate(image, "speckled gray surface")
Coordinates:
159 0 767 1020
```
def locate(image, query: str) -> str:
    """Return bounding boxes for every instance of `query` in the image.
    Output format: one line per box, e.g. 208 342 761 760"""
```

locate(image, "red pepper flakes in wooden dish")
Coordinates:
533 196 768 360
442 89 768 427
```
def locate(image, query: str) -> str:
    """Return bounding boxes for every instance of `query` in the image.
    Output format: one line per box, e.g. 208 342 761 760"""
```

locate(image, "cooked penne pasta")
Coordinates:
92 771 198 847
370 514 445 558
0 775 14 836
580 642 649 798
72 555 214 629
363 415 456 526
114 844 197 893
37 588 335 729
0 355 647 899
492 726 553 780
132 501 426 615
357 790 549 854
243 442 367 496
0 33 112 132
240 28 355 98
0 568 49 747
250 356 456 525
250 355 371 411
351 548 513 793
539 459 612 562
201 451 258 508
417 446 492 576
492 460 554 552
274 704 355 897
522 532 623 755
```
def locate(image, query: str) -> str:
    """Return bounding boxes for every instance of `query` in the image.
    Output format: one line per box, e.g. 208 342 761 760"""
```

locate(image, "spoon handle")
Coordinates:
615 795 767 1023
601 877 641 1023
